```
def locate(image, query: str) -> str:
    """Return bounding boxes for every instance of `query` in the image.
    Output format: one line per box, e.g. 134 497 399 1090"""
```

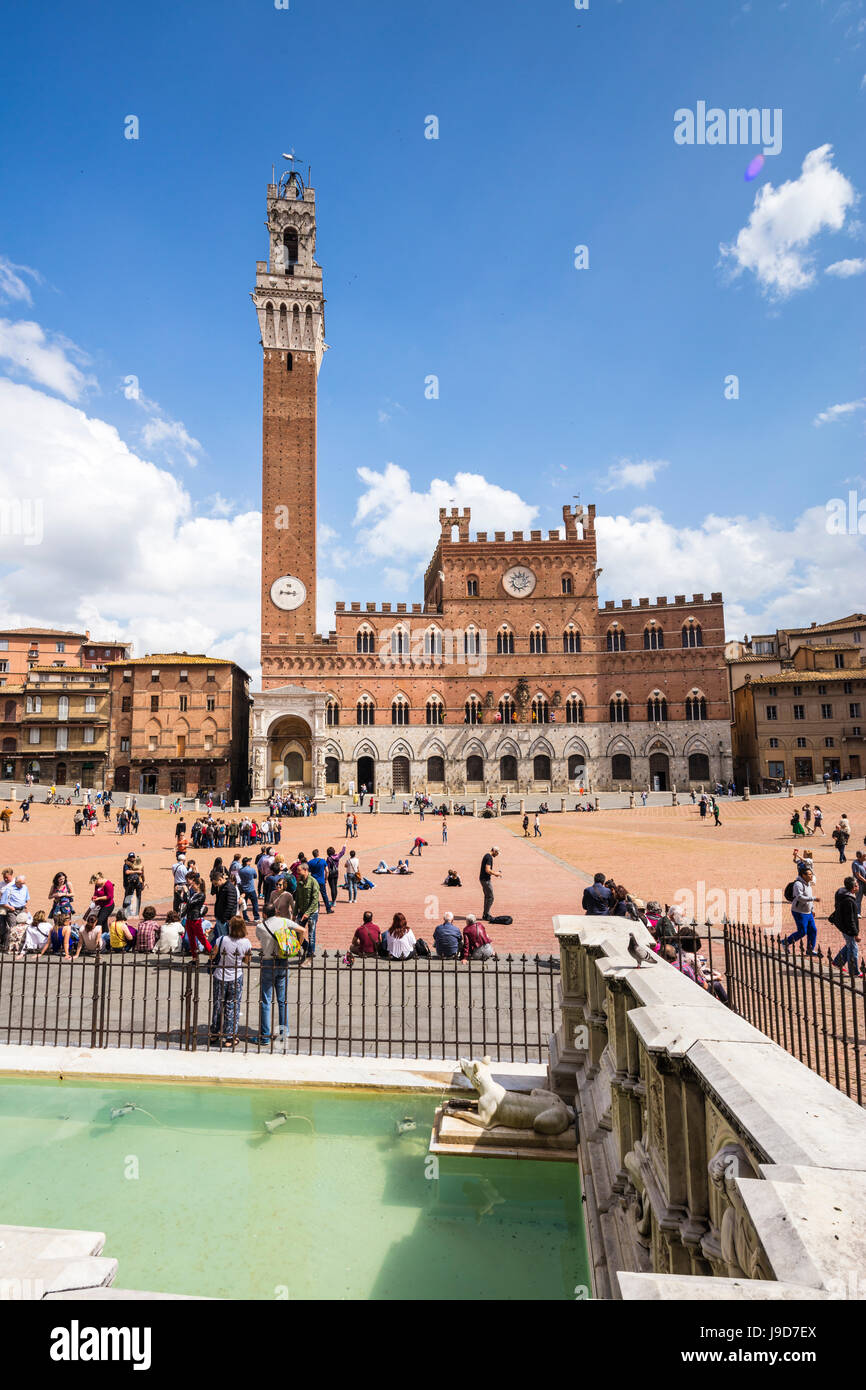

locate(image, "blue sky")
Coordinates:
0 0 864 677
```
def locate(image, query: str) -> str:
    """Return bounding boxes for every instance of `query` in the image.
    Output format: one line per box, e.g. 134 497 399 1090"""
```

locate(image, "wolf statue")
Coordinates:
445 1056 574 1137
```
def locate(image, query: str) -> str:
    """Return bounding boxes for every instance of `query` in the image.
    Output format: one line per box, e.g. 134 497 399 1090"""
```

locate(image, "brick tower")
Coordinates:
252 164 326 671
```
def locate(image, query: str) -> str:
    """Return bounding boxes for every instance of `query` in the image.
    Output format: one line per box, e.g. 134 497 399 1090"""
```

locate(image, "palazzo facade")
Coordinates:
249 169 733 798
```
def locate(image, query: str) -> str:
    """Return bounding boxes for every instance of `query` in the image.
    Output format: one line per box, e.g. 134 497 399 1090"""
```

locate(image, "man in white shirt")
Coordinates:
172 857 188 913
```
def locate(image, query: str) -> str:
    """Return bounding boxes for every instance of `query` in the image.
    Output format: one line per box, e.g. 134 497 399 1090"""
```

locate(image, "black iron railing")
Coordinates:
0 951 560 1063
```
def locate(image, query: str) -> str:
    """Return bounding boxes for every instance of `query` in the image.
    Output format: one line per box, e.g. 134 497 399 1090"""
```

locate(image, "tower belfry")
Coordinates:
253 165 326 665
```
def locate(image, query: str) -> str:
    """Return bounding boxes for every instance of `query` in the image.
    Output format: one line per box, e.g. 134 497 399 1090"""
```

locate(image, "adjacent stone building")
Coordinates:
249 168 733 798
106 655 251 800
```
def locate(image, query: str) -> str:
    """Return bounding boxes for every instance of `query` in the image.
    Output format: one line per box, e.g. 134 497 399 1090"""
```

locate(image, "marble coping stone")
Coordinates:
627 1003 772 1055
554 914 656 952
734 1166 866 1294
617 1272 833 1301
0 1045 547 1094
597 955 709 1006
0 1225 117 1297
686 1039 866 1171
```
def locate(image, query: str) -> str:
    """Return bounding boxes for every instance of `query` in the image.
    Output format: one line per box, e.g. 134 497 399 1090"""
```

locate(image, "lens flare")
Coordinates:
744 154 765 182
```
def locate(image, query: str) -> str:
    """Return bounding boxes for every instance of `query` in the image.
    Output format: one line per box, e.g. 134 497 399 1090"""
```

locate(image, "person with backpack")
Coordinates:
122 853 145 916
832 821 850 864
782 866 819 953
294 861 321 961
829 877 860 975
254 904 305 1043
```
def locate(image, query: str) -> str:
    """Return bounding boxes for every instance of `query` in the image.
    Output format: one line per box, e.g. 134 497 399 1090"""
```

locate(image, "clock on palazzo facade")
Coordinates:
250 168 733 800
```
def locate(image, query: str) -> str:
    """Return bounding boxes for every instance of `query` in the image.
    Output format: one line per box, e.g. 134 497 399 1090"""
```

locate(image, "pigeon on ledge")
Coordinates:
628 933 658 968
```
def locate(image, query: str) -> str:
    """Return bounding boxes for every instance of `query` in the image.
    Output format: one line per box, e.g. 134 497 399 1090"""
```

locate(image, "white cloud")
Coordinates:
0 378 260 679
812 398 866 425
599 458 669 491
140 413 202 468
825 256 866 277
383 566 411 591
0 255 41 305
353 463 538 559
719 145 858 299
595 503 866 638
0 319 92 399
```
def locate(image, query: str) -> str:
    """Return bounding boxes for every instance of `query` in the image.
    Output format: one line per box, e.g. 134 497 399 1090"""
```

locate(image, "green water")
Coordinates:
0 1078 590 1300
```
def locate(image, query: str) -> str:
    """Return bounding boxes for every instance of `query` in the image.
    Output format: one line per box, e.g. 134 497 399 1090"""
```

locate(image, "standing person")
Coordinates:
294 861 320 962
172 855 188 914
345 849 360 903
533 813 541 838
409 835 428 857
352 812 358 838
783 867 819 953
698 795 708 822
813 805 825 834
790 809 805 838
522 812 530 838
713 801 722 827
182 872 211 960
833 821 849 864
209 917 250 1047
255 905 305 1045
307 848 332 915
803 803 812 835
479 846 501 922
213 871 240 940
368 796 374 814
237 857 260 922
73 807 83 837
345 812 353 840
441 818 447 844
830 877 860 975
0 806 10 834
326 845 345 909
122 853 145 916
641 790 648 807
852 852 866 913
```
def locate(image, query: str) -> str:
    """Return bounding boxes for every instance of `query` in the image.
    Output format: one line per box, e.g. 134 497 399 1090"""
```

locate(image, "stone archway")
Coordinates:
268 714 313 790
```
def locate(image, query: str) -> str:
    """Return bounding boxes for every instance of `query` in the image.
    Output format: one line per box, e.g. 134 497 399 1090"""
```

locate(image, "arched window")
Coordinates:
325 698 340 727
529 627 547 655
325 756 339 784
686 693 708 721
425 695 445 726
427 755 445 783
356 626 374 654
496 628 514 655
464 695 481 725
424 627 443 658
391 627 409 658
688 752 710 781
466 575 479 597
644 624 664 650
607 625 626 652
533 754 551 782
611 753 632 781
609 694 630 723
464 626 481 656
567 753 585 780
283 228 299 266
391 694 409 725
565 695 584 724
57 696 69 720
561 574 573 595
500 754 518 781
682 621 703 648
647 693 668 722
562 626 581 654
531 695 549 724
466 754 484 782
356 695 375 726
4 700 15 721
498 694 515 725
286 352 293 372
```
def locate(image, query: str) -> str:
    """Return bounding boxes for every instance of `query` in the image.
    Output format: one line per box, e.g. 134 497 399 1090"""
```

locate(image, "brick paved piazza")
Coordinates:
2 790 864 954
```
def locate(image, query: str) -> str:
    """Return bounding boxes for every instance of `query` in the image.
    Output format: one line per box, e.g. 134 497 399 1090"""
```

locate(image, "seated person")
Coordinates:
39 913 79 960
444 868 462 887
349 910 380 957
23 910 50 953
381 913 418 959
461 913 494 961
75 913 104 957
134 905 161 952
153 910 183 955
104 910 134 953
433 911 462 959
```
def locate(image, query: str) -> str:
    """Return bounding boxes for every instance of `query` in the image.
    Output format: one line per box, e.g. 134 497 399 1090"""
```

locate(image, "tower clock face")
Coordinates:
502 565 537 598
270 575 307 611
